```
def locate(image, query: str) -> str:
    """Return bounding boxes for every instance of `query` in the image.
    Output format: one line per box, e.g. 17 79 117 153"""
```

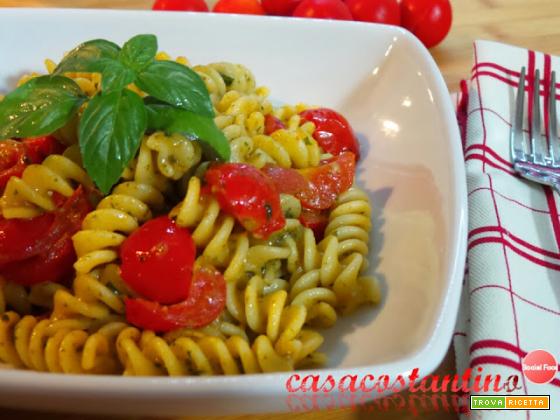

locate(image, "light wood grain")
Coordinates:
1 0 559 418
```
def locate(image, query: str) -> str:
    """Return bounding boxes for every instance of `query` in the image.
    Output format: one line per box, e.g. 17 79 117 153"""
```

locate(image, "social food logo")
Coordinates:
522 349 558 384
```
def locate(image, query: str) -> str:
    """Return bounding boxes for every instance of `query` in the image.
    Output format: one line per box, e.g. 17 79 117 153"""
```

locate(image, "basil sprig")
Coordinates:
0 34 230 194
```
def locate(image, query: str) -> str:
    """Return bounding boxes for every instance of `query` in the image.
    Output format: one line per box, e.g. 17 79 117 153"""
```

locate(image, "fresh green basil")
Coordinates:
54 39 121 74
146 100 230 161
119 34 157 73
79 89 147 194
100 60 136 93
0 76 86 139
136 60 214 118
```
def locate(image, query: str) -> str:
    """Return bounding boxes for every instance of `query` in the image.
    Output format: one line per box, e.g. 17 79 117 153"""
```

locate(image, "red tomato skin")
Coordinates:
120 216 195 305
299 108 360 159
292 0 353 20
205 163 286 239
22 136 65 163
125 265 226 333
0 213 55 267
299 208 329 240
213 0 265 15
152 0 209 11
0 186 91 286
262 0 302 15
345 0 400 25
264 114 286 135
298 151 356 210
0 136 65 190
400 0 452 48
261 165 310 196
0 234 76 286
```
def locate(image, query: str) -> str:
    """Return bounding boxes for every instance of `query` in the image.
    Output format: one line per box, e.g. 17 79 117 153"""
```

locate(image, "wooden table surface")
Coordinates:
1 0 559 419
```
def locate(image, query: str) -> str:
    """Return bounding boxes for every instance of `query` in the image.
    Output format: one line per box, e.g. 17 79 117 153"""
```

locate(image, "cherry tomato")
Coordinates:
0 186 91 286
261 165 310 196
152 0 209 11
213 0 265 15
300 108 360 159
120 216 195 305
0 136 64 190
21 136 65 163
125 265 226 332
0 213 55 266
205 163 286 239
299 208 329 240
400 0 452 48
292 0 353 20
264 114 286 135
345 0 400 25
262 0 302 15
298 151 356 210
0 141 26 190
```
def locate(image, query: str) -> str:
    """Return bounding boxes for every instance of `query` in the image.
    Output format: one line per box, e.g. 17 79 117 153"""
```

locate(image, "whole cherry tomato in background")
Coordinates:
120 216 196 305
345 0 400 25
213 0 265 15
262 0 302 16
152 0 209 11
400 0 452 48
293 0 353 20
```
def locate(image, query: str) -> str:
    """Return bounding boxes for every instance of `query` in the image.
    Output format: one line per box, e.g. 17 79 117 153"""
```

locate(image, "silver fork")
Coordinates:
511 67 560 188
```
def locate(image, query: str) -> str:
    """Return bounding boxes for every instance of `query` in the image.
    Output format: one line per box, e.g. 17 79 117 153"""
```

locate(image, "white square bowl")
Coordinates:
0 8 467 416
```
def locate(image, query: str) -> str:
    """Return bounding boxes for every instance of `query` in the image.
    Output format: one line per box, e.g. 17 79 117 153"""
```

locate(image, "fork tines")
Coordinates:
511 66 559 170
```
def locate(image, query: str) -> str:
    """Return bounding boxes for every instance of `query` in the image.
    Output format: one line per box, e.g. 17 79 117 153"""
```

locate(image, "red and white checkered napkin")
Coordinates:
452 40 560 418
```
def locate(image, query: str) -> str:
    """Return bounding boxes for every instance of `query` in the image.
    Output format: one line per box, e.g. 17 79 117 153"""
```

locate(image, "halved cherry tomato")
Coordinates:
0 186 91 286
292 0 353 20
21 136 65 163
120 216 195 305
261 165 310 196
300 108 360 159
298 151 356 210
0 136 64 189
213 0 265 15
262 0 302 15
0 213 55 267
0 141 26 190
400 0 452 49
125 265 226 333
264 114 286 135
345 0 400 25
299 208 329 240
205 163 286 238
152 0 209 11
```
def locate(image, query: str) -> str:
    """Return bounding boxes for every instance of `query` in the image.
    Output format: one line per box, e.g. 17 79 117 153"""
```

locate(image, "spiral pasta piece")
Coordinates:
144 131 202 181
0 154 93 219
0 312 124 374
116 326 311 376
324 186 372 261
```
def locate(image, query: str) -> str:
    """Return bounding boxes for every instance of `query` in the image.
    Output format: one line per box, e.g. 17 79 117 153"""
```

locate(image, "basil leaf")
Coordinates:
79 89 147 193
120 34 157 72
137 61 214 118
100 60 136 93
0 75 86 139
146 100 230 161
54 39 121 74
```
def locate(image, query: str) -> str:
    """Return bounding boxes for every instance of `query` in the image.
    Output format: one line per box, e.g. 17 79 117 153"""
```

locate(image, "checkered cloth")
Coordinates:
452 40 560 418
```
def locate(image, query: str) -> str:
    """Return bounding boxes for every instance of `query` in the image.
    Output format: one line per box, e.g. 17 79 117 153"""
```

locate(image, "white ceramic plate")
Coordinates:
0 8 467 416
